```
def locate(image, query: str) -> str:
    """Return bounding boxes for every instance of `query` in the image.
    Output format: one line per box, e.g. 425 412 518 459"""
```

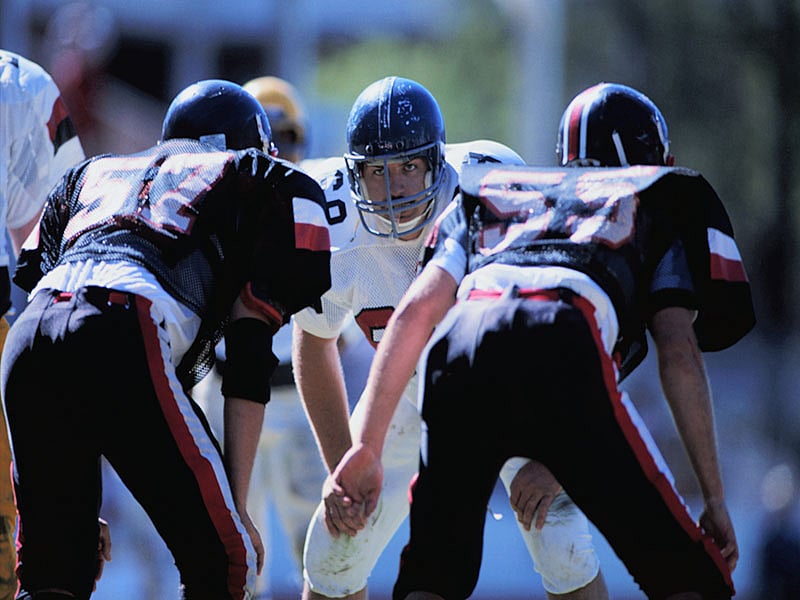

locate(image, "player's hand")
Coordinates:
322 474 366 538
93 518 112 591
327 443 383 535
508 460 562 531
699 498 739 572
239 510 264 575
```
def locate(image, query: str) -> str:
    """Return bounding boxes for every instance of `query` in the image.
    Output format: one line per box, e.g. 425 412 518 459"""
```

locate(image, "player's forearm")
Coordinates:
356 265 457 453
292 322 353 471
661 355 725 501
652 308 726 502
223 396 265 511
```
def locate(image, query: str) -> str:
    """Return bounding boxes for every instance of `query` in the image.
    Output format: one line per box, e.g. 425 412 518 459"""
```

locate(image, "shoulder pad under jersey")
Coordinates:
445 140 526 175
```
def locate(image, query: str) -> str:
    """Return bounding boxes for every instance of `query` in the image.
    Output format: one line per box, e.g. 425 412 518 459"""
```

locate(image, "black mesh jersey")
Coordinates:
15 138 331 386
426 164 755 379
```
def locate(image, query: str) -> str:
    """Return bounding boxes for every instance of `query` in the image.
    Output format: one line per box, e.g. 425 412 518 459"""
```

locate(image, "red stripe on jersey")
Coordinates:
47 96 69 143
240 283 283 331
295 222 330 252
710 253 748 283
571 293 735 591
134 296 251 598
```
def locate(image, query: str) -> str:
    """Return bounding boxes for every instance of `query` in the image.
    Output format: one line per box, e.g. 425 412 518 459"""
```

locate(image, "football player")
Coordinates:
329 82 754 600
293 76 610 600
2 79 331 600
192 74 325 598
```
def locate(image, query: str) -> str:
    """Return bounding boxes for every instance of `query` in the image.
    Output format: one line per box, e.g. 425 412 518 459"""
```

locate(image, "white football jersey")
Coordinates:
293 140 524 347
0 50 85 266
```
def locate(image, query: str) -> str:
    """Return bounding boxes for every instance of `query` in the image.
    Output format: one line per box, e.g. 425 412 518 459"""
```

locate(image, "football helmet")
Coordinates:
244 76 308 163
556 82 672 167
161 79 276 155
345 76 446 238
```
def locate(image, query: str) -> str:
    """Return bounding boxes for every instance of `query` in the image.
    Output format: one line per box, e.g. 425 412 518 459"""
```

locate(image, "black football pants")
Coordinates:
394 293 734 600
1 287 256 600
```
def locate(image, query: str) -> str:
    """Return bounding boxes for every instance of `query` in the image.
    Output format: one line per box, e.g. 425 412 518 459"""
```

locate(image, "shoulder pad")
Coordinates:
446 140 525 172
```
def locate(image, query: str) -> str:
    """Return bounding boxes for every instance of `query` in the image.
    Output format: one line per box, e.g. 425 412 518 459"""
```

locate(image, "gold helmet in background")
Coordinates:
243 76 308 163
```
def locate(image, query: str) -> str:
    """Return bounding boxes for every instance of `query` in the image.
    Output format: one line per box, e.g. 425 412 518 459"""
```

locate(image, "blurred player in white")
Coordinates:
294 76 609 600
0 49 89 599
193 74 328 599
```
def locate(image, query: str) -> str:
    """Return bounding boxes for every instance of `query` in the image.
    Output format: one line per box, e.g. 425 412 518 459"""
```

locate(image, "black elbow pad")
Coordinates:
221 318 279 404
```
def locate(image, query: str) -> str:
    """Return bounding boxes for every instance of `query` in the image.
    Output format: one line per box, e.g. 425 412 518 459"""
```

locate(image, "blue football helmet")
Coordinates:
345 76 446 238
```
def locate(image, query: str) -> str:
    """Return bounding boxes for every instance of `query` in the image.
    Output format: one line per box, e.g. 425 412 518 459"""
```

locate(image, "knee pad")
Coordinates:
499 459 600 594
518 493 600 594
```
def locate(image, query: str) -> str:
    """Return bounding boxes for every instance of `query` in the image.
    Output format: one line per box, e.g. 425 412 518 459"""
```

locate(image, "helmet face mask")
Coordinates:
161 79 277 156
345 77 446 238
556 83 672 168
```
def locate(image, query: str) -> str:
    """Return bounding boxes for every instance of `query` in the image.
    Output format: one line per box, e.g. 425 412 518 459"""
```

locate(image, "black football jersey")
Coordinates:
16 138 331 385
426 164 755 379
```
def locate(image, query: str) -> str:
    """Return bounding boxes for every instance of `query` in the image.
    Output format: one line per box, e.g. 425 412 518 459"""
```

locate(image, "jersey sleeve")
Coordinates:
243 165 331 329
292 157 359 340
646 239 698 318
663 170 756 351
420 194 469 283
293 293 351 340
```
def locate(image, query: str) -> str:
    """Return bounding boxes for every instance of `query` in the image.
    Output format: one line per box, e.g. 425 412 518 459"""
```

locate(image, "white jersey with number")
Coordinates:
293 140 525 350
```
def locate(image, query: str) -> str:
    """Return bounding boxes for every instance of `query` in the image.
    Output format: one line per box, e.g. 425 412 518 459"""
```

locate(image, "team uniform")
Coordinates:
185 75 326 598
0 49 85 599
191 318 329 597
296 141 603 597
1 138 331 599
396 163 755 599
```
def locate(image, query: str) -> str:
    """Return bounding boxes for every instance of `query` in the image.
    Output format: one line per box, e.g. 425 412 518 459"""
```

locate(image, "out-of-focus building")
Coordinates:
1 0 473 157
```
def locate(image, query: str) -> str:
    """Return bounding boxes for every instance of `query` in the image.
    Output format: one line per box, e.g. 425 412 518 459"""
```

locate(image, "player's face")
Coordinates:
361 157 430 222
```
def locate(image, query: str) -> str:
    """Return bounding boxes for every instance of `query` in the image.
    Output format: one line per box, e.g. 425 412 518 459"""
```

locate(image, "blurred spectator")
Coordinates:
43 1 119 155
757 462 800 599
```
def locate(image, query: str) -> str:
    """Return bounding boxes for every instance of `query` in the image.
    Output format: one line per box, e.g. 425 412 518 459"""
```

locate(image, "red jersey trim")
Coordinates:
241 283 283 331
710 253 748 283
295 222 330 252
